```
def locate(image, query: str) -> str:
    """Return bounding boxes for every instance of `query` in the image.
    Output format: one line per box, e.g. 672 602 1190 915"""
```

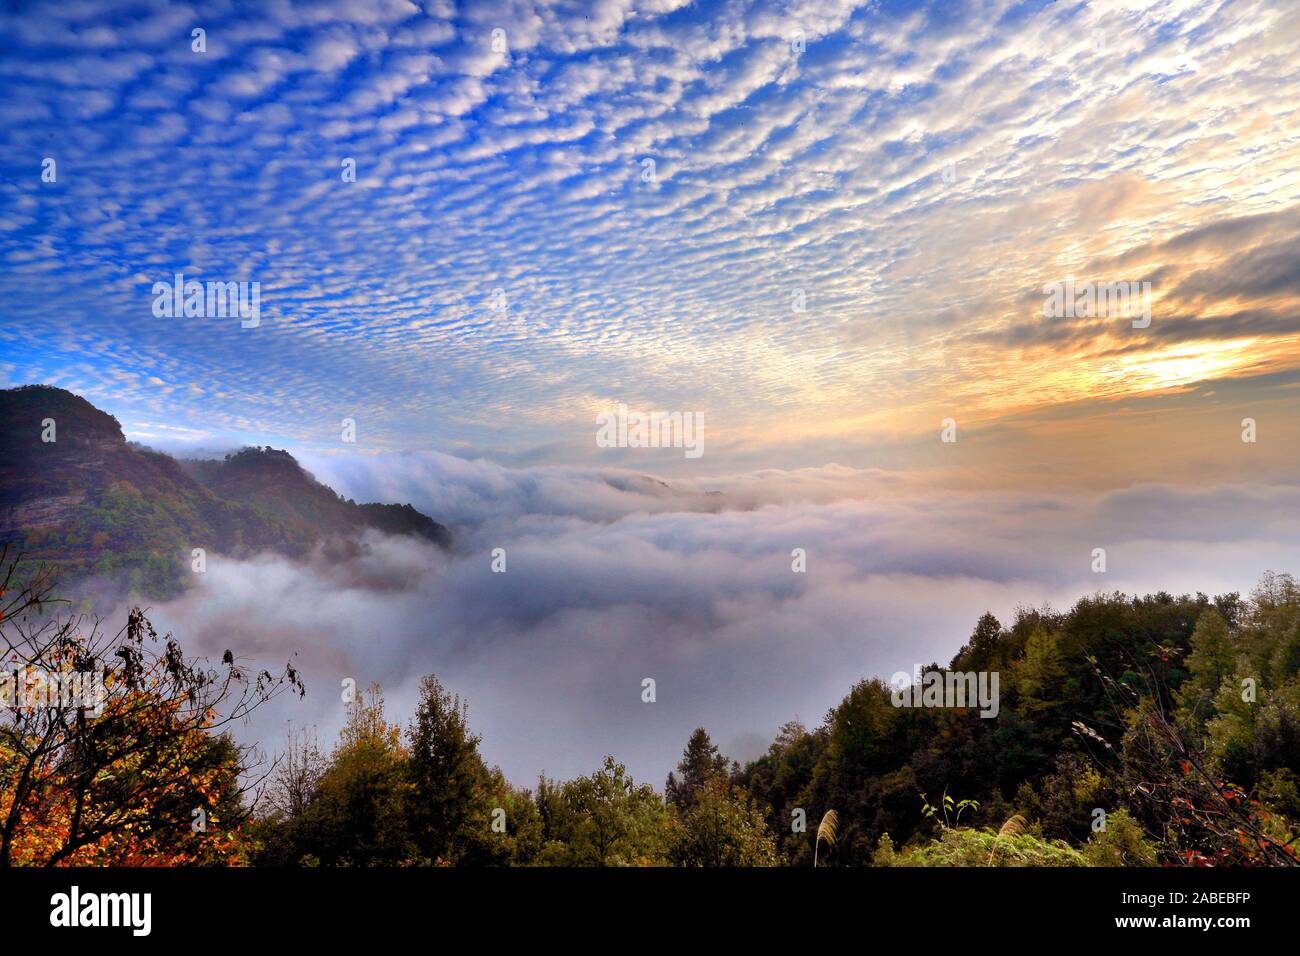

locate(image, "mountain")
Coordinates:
0 385 451 597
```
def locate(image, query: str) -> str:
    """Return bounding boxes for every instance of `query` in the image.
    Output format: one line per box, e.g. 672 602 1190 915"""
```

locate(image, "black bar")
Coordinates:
0 865 1284 943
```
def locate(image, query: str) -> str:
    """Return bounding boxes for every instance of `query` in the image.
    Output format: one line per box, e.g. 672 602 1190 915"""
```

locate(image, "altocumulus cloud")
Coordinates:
4 0 1298 466
124 454 1300 784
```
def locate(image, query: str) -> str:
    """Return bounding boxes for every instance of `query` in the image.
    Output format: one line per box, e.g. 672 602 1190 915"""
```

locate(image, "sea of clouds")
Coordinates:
120 452 1300 788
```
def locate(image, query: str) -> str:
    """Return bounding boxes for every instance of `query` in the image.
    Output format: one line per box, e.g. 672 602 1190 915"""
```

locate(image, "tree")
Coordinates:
665 727 729 808
804 677 911 865
669 777 778 866
953 612 1003 672
406 674 493 864
737 719 824 864
481 768 544 866
1113 696 1297 866
1182 608 1235 714
1016 626 1067 714
263 685 413 866
1012 753 1105 843
538 756 669 866
0 552 301 866
264 725 326 820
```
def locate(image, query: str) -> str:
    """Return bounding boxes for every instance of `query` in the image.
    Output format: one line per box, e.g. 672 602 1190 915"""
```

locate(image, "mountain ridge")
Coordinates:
0 384 451 597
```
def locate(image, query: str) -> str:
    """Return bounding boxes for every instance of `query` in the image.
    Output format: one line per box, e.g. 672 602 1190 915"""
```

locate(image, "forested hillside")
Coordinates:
7 551 1292 867
0 386 450 597
243 574 1298 866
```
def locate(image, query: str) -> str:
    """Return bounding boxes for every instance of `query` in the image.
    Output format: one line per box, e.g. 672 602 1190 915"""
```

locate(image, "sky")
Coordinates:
3 0 1300 783
1 0 1298 478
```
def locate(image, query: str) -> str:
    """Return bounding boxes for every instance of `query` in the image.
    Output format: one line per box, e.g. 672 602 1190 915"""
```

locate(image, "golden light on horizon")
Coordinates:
1108 339 1275 393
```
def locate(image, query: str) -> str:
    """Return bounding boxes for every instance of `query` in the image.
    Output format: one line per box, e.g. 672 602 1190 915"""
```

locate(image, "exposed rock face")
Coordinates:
0 494 86 534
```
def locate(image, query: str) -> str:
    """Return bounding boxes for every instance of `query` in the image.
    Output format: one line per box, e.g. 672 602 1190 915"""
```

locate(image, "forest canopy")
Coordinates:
4 554 1298 867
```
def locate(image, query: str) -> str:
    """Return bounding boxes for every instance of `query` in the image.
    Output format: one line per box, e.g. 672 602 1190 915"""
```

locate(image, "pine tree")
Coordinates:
407 674 492 864
956 612 1003 671
666 728 730 808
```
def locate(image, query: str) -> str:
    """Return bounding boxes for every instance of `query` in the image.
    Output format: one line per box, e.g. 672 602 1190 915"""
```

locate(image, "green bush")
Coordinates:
1081 809 1158 867
874 826 1088 867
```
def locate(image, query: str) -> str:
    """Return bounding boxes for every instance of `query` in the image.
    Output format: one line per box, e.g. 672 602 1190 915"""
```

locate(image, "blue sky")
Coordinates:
3 0 1298 480
4 0 1300 782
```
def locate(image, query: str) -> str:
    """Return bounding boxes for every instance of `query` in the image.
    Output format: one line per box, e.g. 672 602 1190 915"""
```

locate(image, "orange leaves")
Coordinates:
2 679 244 867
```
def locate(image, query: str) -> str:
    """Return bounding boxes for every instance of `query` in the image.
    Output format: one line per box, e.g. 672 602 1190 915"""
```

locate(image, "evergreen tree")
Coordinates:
665 727 730 808
407 674 493 864
954 612 1003 672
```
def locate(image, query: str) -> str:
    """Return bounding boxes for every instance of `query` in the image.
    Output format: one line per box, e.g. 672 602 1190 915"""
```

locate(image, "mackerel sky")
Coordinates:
2 0 1299 482
4 0 1300 782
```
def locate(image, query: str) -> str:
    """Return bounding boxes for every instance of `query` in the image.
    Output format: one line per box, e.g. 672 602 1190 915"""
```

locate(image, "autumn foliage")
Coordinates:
0 550 300 866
